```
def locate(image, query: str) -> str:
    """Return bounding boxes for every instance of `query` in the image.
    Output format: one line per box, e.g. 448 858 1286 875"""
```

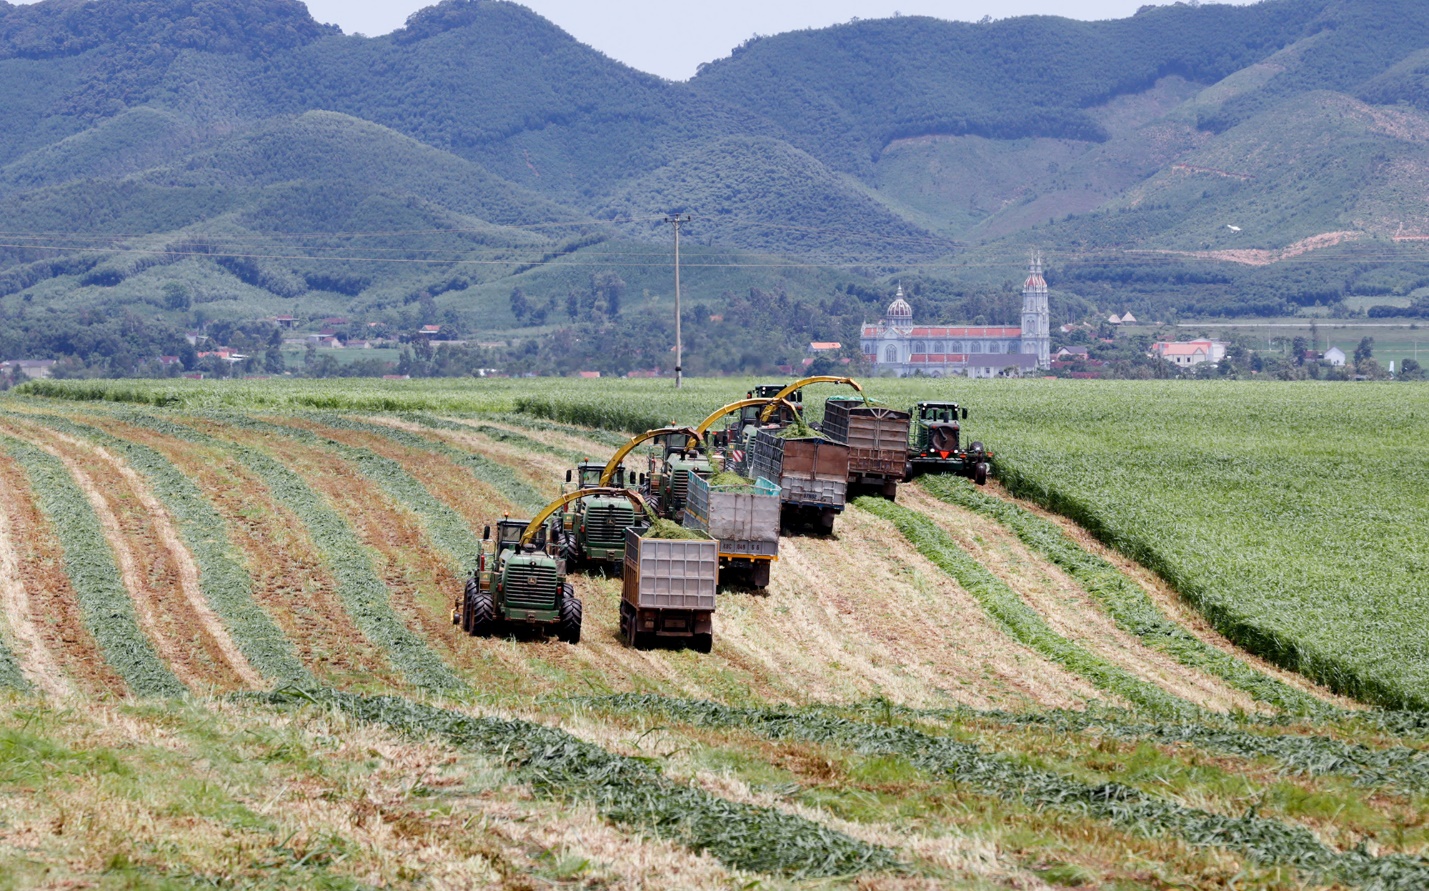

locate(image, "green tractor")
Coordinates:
906 401 990 485
457 514 582 643
559 463 638 570
647 440 712 521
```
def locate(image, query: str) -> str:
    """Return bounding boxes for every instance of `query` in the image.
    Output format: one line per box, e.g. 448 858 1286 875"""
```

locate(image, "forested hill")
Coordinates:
5 0 1429 376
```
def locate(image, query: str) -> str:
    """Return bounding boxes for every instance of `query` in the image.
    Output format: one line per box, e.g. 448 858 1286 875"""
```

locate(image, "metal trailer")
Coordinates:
820 397 911 500
682 473 781 588
746 428 849 533
620 527 719 652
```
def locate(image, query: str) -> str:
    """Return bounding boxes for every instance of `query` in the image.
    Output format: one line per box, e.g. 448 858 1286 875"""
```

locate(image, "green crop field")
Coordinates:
2 376 1428 888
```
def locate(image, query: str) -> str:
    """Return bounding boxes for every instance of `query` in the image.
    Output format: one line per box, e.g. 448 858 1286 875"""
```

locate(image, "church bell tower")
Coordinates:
1021 252 1051 370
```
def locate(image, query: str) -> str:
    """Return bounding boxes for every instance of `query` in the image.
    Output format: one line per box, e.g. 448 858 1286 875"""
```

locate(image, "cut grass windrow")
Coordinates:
943 707 1429 796
116 413 463 693
19 412 311 686
853 497 1196 718
0 597 29 693
918 476 1332 717
300 414 546 516
590 693 1429 889
396 413 587 463
260 688 901 879
483 412 631 448
0 436 184 697
224 415 484 572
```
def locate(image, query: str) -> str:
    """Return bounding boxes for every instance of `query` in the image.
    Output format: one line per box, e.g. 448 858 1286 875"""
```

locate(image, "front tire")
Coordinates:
468 591 494 637
974 462 989 486
558 584 582 644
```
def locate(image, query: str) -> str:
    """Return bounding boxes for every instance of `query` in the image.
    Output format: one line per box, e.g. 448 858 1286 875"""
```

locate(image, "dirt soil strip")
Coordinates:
0 455 71 698
213 427 481 687
90 418 403 689
2 421 258 693
983 482 1360 711
900 487 1256 714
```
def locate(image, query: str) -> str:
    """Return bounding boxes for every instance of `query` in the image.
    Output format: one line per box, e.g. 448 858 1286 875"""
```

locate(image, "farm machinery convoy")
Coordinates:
454 375 993 651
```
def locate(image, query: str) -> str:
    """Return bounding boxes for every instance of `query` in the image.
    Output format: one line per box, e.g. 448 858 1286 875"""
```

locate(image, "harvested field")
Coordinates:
0 418 254 692
89 417 401 688
0 390 1421 890
899 487 1256 713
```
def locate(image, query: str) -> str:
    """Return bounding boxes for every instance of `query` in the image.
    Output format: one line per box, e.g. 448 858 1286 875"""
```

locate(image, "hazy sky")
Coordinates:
303 0 1256 80
12 0 1257 81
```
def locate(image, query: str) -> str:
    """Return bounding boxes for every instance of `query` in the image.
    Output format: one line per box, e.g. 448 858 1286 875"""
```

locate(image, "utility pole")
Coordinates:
665 213 691 389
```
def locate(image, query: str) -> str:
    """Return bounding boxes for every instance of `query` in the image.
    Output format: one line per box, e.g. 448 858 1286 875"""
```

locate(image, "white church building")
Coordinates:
860 256 1052 377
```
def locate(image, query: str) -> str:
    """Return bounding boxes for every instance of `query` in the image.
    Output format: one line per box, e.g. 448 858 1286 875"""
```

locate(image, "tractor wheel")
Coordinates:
751 561 771 589
464 575 480 598
974 462 989 486
558 585 582 644
881 479 899 501
468 591 495 637
691 633 713 654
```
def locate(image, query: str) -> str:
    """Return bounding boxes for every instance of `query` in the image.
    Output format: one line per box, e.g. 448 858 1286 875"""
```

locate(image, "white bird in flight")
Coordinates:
1226 224 1242 232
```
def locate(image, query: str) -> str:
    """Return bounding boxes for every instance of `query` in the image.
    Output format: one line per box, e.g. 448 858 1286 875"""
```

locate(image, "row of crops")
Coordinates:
15 376 1429 711
0 386 1427 887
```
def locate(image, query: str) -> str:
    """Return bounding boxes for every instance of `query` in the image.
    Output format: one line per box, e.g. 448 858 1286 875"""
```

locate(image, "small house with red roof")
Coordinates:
1149 339 1228 368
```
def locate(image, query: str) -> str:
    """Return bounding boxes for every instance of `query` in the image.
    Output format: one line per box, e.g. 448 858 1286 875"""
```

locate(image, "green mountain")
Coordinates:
4 0 1429 375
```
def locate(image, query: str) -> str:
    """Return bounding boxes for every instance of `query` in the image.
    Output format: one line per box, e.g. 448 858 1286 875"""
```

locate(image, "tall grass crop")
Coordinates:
21 412 311 685
262 688 900 879
853 497 1196 718
917 476 1330 717
0 436 184 697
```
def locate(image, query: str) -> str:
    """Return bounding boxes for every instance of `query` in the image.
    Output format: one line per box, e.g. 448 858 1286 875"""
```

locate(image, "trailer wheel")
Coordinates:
974 462 989 486
819 508 837 535
468 591 494 637
881 479 899 501
558 585 582 644
692 633 713 654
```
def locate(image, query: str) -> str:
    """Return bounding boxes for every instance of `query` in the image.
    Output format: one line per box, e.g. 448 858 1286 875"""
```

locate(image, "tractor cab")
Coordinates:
749 384 802 426
494 518 546 555
569 461 625 490
907 401 989 485
648 448 713 520
913 401 966 454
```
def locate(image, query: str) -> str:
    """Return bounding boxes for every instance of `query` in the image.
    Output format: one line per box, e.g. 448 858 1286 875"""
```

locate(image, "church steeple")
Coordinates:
1021 251 1050 370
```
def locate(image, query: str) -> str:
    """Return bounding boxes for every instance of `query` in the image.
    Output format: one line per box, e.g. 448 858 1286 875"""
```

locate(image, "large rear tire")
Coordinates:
558 584 582 644
691 633 713 654
468 591 494 637
818 508 837 535
881 479 898 501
